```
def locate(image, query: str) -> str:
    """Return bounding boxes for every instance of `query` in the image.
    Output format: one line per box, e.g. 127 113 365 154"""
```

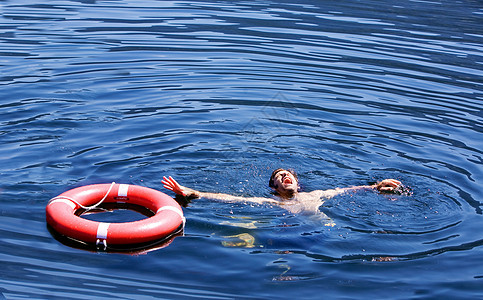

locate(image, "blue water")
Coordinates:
1 0 482 299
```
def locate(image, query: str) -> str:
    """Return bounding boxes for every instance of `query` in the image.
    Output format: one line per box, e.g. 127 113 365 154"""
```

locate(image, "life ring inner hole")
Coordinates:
77 202 155 223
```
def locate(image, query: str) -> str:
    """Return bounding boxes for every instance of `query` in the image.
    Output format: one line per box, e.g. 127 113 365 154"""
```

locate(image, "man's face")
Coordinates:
272 170 298 194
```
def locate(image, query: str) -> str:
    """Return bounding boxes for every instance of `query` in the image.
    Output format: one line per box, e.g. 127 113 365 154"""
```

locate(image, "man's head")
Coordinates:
269 168 299 198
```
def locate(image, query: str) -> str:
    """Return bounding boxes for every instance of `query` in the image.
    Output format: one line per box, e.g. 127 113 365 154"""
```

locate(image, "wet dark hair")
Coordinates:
269 168 298 189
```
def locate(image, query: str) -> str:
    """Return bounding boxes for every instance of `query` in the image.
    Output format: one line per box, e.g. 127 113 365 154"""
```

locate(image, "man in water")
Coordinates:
162 169 402 215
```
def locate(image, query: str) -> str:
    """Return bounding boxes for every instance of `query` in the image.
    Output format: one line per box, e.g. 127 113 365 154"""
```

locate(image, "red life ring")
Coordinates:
46 183 185 247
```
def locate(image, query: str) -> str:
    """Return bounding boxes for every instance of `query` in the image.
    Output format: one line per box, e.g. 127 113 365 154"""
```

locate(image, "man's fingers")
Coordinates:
162 176 178 192
162 176 171 185
163 185 174 191
377 179 404 193
168 176 180 187
388 179 401 186
162 176 187 196
381 179 401 187
163 176 179 187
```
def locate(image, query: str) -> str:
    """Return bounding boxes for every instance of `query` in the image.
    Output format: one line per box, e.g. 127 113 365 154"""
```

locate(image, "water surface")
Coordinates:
1 0 482 299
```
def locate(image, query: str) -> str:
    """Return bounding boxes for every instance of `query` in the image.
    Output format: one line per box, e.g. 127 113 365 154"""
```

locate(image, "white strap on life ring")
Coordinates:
118 184 129 197
96 222 110 249
97 222 110 240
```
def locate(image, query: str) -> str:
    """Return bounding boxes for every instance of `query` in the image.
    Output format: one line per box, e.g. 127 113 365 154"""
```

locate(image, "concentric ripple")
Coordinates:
1 0 482 298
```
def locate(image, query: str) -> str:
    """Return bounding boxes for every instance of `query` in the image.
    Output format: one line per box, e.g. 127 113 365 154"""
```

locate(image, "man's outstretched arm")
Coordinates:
162 176 277 205
342 179 402 193
308 179 403 199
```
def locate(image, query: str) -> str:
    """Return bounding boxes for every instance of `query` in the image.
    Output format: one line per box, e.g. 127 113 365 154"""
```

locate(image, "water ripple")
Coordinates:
1 0 482 299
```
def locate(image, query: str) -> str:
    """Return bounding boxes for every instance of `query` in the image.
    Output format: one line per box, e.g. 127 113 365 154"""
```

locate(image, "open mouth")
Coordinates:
283 177 293 184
